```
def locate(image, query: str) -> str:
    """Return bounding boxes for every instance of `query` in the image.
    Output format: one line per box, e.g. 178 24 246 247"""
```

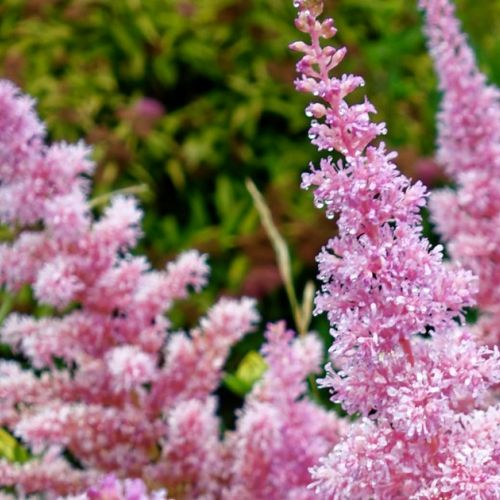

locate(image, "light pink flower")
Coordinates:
420 0 500 346
0 81 259 496
290 1 499 496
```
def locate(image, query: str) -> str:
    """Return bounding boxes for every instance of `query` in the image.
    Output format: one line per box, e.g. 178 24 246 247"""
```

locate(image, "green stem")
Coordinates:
246 179 322 399
89 183 149 208
246 179 304 334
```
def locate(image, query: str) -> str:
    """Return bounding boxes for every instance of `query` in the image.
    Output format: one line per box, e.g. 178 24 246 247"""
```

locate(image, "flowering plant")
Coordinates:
0 78 258 496
0 74 341 499
0 0 498 498
291 0 499 497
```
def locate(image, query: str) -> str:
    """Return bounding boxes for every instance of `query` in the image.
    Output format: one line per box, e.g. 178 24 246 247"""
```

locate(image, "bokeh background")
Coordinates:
1 0 499 419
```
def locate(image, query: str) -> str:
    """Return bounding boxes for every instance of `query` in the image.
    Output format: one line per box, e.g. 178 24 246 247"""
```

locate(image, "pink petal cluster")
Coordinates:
0 80 259 497
224 322 344 499
311 406 500 499
1 0 499 495
72 474 168 500
0 79 342 499
290 1 499 497
0 449 98 497
420 0 500 347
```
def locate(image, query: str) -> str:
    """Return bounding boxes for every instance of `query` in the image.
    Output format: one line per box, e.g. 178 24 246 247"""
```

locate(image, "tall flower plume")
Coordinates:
1 1 499 497
0 80 259 497
0 79 343 498
223 322 344 499
420 0 500 347
290 1 499 497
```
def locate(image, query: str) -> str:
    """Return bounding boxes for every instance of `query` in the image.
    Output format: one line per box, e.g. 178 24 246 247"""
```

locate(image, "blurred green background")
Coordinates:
0 0 499 414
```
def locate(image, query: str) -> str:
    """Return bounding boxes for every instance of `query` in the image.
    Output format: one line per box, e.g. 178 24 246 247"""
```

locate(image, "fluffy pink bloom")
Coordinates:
321 328 499 439
0 231 54 291
311 419 427 498
291 0 476 396
44 190 91 243
0 81 259 496
420 0 500 346
147 297 258 412
291 1 499 496
0 450 97 497
312 406 500 499
34 256 86 308
0 80 92 227
224 323 345 499
412 407 500 499
106 346 157 392
145 398 223 499
80 474 167 500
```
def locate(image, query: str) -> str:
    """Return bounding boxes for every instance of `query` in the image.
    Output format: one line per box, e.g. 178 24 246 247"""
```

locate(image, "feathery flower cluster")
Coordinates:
290 0 499 497
420 0 500 347
0 80 342 498
1 0 499 497
224 322 344 499
0 80 260 497
72 475 167 500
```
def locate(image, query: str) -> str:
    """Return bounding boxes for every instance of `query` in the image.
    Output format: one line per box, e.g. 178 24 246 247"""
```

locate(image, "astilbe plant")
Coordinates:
0 77 343 497
290 0 499 497
420 0 500 347
0 0 499 498
69 475 170 500
0 80 260 497
224 321 344 499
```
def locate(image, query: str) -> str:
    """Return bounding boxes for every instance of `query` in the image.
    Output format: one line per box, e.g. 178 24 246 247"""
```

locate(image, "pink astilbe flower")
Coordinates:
420 0 500 346
322 328 499 438
74 474 168 500
0 449 98 497
33 256 86 309
145 398 223 499
147 297 258 412
412 407 500 499
312 406 500 499
290 1 499 497
224 322 345 500
106 346 156 393
0 80 92 227
0 80 259 497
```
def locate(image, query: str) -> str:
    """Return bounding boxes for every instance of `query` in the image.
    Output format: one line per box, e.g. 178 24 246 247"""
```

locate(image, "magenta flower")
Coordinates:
85 474 167 500
0 77 340 498
0 80 258 496
290 1 499 497
224 322 344 499
0 1 498 497
420 0 500 347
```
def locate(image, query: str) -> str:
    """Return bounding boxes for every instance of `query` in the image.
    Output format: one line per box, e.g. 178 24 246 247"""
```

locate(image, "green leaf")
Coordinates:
215 176 234 219
0 428 29 463
223 350 267 397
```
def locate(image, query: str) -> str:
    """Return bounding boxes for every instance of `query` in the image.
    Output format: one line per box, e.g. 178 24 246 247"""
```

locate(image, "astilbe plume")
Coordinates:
420 0 500 347
2 1 499 497
0 80 259 497
224 322 344 500
68 475 168 500
0 79 343 498
290 0 500 497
